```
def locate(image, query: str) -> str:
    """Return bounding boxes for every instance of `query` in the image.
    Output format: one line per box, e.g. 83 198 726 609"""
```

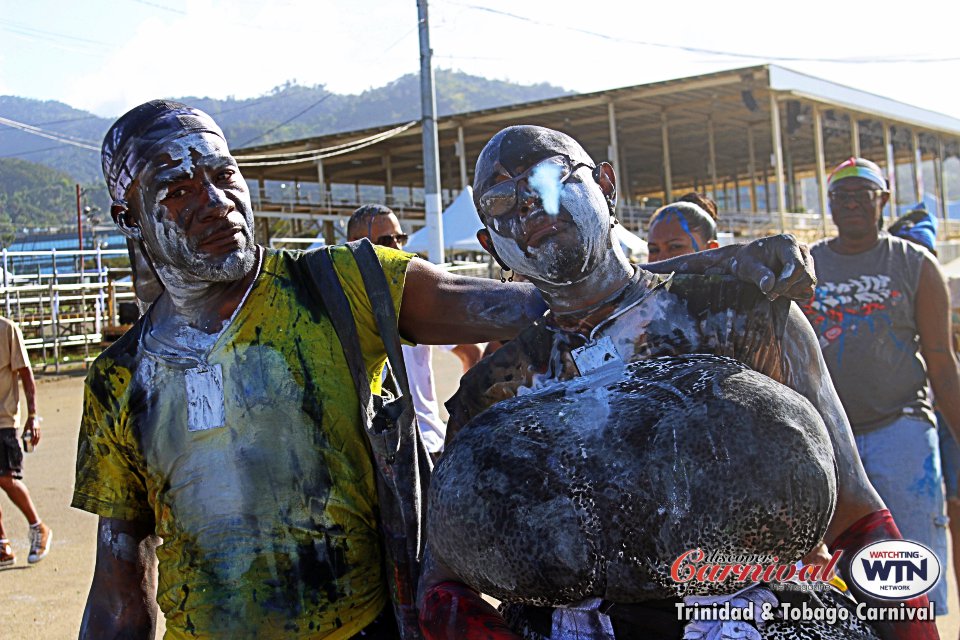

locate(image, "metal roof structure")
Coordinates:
234 64 960 243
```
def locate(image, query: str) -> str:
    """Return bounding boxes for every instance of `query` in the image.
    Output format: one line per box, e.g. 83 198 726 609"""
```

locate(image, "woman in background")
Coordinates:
646 192 719 261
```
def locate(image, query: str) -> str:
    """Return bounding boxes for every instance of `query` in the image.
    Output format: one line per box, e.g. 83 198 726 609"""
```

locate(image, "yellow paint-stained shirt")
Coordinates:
72 245 412 639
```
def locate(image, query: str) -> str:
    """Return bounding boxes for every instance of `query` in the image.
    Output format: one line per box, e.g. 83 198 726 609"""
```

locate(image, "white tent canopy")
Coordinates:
404 187 485 254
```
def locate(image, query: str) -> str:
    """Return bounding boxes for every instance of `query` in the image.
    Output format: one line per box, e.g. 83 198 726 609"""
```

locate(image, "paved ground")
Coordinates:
1 353 957 638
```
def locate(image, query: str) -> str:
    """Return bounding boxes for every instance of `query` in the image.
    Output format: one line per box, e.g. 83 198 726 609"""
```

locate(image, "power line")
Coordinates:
446 3 960 65
0 116 100 151
129 0 184 14
235 93 334 148
0 18 111 56
0 114 103 136
0 144 74 158
235 121 418 167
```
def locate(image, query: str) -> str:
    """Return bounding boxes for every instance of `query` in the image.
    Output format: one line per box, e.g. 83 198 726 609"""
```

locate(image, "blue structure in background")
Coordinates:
4 231 128 275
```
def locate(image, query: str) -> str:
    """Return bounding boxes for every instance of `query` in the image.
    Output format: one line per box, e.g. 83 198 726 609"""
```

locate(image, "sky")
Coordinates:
1 0 959 121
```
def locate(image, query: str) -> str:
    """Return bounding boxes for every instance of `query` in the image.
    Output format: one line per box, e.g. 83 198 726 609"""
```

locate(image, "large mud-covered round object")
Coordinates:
429 355 837 605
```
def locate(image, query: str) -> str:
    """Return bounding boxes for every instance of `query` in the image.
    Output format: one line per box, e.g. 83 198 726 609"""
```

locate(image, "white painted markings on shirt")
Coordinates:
185 363 226 431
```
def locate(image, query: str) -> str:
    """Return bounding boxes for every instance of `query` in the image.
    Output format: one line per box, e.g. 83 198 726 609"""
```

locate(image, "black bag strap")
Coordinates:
298 240 428 639
299 244 375 427
346 240 412 396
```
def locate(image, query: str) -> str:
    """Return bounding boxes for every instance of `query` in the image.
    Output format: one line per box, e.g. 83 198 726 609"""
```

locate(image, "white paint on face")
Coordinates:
159 135 202 179
136 133 257 290
487 176 612 286
528 161 563 215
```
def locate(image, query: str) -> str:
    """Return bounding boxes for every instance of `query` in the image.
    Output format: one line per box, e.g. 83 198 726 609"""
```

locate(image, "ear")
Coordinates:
125 238 164 307
111 202 142 242
594 162 617 213
878 190 891 210
477 229 511 271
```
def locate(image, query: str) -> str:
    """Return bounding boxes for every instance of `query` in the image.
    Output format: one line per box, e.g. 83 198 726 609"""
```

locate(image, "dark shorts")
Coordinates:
0 428 23 479
353 607 401 639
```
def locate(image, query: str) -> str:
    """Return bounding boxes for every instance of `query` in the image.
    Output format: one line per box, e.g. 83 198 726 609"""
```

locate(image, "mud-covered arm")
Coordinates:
400 258 547 345
79 517 160 640
916 257 960 443
646 234 814 301
778 303 885 543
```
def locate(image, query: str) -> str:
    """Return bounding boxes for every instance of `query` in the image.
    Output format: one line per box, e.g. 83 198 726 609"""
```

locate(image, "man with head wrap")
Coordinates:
800 157 960 616
418 128 936 640
74 101 817 639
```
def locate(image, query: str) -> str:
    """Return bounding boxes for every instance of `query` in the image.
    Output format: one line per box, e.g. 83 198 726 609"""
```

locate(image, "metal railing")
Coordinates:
0 248 136 372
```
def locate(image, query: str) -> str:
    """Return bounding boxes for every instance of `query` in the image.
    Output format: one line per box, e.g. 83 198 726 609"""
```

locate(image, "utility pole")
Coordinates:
75 184 83 252
417 0 445 264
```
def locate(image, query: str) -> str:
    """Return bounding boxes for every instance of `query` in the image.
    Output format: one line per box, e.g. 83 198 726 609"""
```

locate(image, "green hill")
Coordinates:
0 69 570 186
0 158 106 244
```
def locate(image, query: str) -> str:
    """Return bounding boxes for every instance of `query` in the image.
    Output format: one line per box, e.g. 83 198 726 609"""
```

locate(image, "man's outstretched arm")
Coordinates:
79 517 160 640
400 234 816 345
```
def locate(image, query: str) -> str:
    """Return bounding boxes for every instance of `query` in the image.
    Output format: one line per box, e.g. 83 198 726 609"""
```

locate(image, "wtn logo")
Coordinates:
861 558 927 583
851 541 941 600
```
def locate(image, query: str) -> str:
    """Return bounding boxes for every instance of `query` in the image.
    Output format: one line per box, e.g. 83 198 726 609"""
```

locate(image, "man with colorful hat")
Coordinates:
801 157 960 615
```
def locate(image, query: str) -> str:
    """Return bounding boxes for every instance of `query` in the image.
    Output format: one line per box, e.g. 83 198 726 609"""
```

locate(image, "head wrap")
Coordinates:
101 100 227 204
827 157 887 191
889 204 938 255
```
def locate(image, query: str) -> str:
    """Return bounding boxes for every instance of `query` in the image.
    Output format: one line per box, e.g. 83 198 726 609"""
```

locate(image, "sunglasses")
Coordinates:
477 154 595 218
828 189 883 206
375 233 409 247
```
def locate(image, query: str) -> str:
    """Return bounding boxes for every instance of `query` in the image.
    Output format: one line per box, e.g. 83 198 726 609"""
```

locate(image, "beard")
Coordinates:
145 215 258 288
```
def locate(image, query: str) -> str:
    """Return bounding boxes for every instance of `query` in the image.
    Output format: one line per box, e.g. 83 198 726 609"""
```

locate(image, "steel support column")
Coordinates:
607 100 621 184
747 126 758 213
850 117 861 158
707 115 718 204
769 94 787 232
912 130 924 205
661 109 673 203
315 160 325 208
456 124 468 191
813 105 829 236
938 137 949 236
884 123 898 224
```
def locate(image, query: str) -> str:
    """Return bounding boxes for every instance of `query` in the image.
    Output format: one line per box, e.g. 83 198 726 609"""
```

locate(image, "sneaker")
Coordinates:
28 523 51 563
0 540 14 567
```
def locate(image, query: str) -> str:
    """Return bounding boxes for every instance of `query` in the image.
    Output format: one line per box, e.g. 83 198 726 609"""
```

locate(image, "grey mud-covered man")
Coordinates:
75 101 822 640
418 126 938 640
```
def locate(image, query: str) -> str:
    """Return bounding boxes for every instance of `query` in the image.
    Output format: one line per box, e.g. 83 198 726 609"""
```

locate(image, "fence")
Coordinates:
0 248 136 373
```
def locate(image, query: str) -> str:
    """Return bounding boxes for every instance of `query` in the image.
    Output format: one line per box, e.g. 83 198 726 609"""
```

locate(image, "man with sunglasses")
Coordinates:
802 157 960 615
347 203 411 250
347 204 481 458
418 128 936 640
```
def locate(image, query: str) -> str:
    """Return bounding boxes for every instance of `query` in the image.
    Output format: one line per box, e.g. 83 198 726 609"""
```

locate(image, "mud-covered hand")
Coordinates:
645 233 815 301
725 234 815 301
